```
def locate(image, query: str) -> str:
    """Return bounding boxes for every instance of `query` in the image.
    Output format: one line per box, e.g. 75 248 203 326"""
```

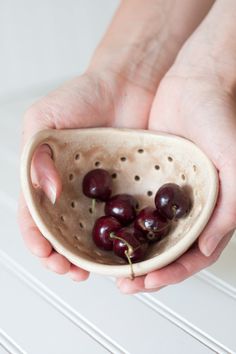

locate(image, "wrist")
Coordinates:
169 0 236 91
88 0 214 94
88 28 179 93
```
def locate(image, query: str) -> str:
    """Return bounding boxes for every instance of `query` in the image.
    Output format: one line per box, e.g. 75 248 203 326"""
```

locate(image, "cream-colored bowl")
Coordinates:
21 128 218 277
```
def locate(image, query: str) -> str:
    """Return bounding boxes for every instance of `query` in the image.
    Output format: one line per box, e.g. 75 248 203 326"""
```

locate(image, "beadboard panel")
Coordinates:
0 266 110 354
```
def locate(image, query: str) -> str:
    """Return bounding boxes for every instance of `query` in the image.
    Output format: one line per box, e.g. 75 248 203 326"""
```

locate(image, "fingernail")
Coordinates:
40 178 57 204
118 279 138 294
120 284 138 295
145 282 159 290
201 236 219 257
201 244 212 257
144 286 165 293
145 278 163 289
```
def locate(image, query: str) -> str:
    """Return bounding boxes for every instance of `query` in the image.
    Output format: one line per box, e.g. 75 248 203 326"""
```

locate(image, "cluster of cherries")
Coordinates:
82 168 191 266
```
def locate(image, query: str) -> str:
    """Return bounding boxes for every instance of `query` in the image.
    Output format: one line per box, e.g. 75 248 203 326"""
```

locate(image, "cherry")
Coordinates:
82 169 112 202
111 227 148 263
134 207 170 242
155 183 191 219
105 194 137 225
92 216 122 251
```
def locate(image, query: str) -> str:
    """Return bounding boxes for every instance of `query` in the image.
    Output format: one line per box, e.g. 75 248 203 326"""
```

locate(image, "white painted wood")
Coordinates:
206 234 236 288
0 328 26 354
0 266 109 354
197 270 236 300
143 278 235 353
0 346 9 354
0 248 127 354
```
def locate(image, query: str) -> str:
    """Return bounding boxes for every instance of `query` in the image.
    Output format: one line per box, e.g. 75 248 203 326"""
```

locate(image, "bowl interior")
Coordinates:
24 128 218 276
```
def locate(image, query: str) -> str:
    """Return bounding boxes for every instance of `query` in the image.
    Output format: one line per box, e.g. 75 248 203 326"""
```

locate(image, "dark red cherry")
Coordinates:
105 194 137 225
112 227 148 263
134 207 170 242
155 183 191 220
92 216 122 251
82 169 112 201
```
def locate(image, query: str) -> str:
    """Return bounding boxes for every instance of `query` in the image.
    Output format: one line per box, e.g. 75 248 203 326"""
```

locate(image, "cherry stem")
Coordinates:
91 198 96 214
124 250 134 280
171 205 178 220
110 233 135 280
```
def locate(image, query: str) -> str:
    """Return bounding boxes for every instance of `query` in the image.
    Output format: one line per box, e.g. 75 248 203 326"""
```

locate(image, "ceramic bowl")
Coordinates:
21 128 218 277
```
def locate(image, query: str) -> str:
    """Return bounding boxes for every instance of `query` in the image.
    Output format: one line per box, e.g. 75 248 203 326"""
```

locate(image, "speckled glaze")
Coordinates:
21 128 219 277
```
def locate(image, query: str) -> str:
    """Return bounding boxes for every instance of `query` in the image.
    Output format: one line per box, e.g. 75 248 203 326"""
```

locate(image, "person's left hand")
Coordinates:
117 39 236 294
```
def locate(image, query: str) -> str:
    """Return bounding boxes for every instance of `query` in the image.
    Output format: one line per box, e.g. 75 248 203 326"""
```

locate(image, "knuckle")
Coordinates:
23 103 41 124
24 103 36 117
23 98 54 126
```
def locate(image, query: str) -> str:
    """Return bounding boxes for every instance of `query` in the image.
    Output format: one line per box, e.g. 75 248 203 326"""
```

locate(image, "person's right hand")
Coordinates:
18 69 155 281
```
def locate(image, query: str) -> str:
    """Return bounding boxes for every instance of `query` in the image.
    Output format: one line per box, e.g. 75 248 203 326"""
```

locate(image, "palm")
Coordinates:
150 73 236 245
117 73 236 293
39 73 154 131
19 70 155 280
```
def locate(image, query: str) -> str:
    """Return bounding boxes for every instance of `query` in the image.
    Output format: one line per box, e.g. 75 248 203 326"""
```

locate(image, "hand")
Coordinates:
18 70 154 280
117 1 236 294
117 70 236 293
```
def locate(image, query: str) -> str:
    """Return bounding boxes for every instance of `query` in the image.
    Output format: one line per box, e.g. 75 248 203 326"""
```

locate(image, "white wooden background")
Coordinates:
0 1 235 353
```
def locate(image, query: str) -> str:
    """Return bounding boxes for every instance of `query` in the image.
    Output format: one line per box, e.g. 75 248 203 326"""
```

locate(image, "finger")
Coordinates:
144 232 233 289
18 194 52 257
141 286 165 293
68 264 90 282
31 144 62 204
41 251 71 274
199 158 236 256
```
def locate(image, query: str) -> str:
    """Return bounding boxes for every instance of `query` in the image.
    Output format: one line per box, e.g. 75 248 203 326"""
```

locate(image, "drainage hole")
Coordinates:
138 149 144 153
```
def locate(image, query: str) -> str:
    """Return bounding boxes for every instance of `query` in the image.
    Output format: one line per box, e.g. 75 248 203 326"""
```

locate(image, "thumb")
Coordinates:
31 144 62 204
198 156 236 256
22 104 62 204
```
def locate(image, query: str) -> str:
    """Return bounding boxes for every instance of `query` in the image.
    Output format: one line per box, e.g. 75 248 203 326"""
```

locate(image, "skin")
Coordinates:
119 0 236 293
18 0 236 291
